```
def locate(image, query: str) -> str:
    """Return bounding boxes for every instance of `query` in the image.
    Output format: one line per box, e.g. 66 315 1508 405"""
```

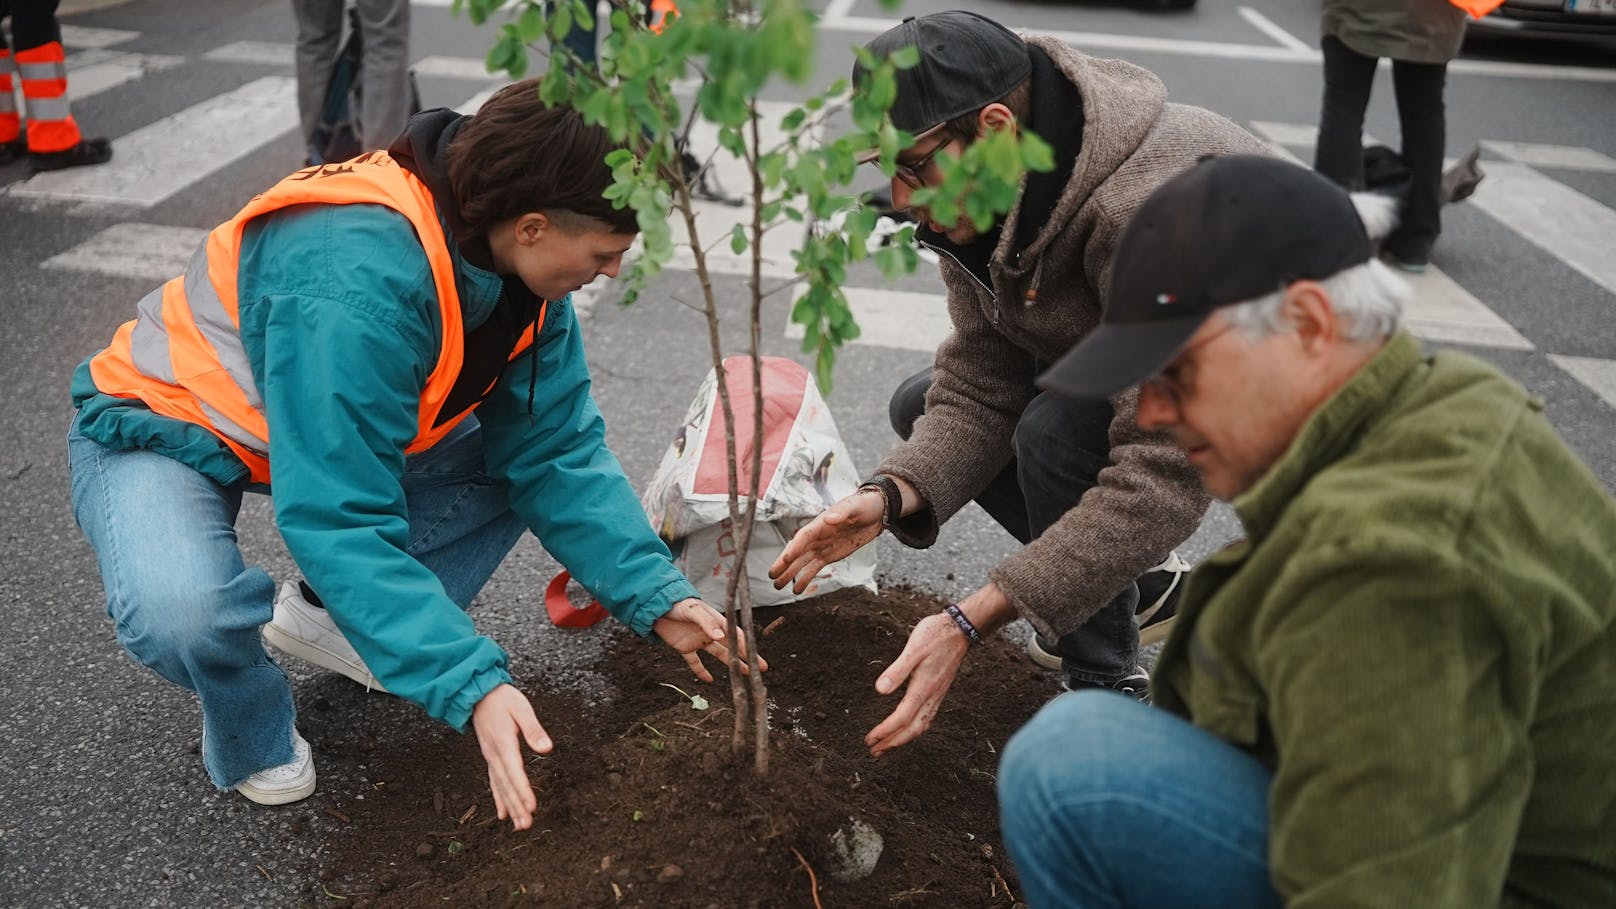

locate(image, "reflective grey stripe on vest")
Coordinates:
0 93 14 114
125 242 270 457
23 94 71 121
18 59 65 80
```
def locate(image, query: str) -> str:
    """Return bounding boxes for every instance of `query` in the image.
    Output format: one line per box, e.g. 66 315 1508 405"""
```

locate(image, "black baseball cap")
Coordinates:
1037 155 1374 399
852 11 1031 163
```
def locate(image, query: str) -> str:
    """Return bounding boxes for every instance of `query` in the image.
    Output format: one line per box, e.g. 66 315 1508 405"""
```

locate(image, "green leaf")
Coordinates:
889 45 920 69
689 694 710 711
730 223 748 255
517 4 545 43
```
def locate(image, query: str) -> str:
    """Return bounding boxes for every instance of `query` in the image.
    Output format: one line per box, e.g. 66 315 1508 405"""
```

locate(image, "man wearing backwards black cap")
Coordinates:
770 11 1270 752
997 155 1616 908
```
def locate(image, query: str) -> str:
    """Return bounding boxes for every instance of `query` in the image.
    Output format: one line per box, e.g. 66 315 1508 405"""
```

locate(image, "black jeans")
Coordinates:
0 0 64 53
890 368 1140 683
1314 35 1448 263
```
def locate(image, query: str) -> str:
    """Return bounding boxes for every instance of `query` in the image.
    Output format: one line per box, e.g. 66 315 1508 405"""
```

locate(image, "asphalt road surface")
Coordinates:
2 0 1612 904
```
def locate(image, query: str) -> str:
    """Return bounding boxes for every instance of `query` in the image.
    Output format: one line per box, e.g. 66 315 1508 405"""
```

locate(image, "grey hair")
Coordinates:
1221 192 1410 343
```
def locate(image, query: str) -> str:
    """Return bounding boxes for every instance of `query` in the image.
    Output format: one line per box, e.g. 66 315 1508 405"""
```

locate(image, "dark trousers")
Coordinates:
890 369 1141 683
0 0 65 52
1314 35 1448 263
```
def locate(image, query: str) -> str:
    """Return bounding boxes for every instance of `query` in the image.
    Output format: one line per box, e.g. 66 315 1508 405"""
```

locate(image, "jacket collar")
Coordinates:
1233 331 1425 542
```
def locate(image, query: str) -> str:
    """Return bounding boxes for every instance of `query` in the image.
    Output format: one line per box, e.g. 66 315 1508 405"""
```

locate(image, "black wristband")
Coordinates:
944 603 982 645
858 474 903 527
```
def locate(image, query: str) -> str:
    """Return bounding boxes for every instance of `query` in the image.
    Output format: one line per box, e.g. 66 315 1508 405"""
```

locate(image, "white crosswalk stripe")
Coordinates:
1467 161 1616 296
41 223 206 282
1550 356 1616 411
6 76 300 206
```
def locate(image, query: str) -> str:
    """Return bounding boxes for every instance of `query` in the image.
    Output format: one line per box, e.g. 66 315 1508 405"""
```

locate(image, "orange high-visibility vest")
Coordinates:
15 41 82 153
0 49 20 145
87 151 545 484
648 0 679 33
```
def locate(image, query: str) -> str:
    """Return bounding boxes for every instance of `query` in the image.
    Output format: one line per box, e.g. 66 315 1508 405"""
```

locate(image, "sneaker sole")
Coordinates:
263 622 392 695
235 768 317 806
1026 636 1063 671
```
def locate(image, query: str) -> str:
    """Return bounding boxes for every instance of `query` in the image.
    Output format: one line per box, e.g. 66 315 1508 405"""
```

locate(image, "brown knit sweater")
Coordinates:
877 36 1272 639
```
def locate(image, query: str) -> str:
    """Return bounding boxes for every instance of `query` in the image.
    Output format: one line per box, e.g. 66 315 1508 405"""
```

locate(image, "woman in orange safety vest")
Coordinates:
67 79 754 829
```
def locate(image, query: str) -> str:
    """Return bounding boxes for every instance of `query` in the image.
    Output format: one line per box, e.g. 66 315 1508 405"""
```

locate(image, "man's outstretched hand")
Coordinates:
768 489 885 594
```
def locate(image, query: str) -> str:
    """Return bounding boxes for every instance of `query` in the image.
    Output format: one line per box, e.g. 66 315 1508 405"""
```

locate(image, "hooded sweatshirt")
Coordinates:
877 38 1272 640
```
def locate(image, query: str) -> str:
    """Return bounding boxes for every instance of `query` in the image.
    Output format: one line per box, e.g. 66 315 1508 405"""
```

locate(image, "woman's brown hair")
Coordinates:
447 79 639 237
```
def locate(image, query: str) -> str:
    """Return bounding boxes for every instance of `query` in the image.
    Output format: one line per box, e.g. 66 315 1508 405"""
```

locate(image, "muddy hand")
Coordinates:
472 684 553 831
768 490 884 594
864 613 969 757
653 598 769 683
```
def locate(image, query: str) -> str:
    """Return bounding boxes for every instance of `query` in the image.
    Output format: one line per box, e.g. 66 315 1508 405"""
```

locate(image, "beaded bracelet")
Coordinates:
944 603 982 646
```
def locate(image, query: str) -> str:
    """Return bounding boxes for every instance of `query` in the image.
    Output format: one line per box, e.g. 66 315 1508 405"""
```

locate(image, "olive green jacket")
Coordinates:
1154 333 1616 907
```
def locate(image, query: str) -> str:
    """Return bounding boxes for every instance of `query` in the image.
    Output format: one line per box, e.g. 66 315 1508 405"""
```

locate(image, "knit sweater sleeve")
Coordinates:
875 260 1038 547
990 386 1208 638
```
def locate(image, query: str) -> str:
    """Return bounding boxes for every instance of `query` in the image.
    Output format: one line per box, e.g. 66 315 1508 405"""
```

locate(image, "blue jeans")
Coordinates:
997 692 1282 909
67 417 526 789
890 368 1142 683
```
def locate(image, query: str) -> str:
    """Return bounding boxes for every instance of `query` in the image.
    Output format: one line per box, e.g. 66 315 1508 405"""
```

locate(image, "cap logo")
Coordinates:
1155 293 1177 305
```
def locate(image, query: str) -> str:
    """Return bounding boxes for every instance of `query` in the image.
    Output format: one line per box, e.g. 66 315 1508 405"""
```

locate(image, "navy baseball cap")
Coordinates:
1037 155 1374 399
852 11 1031 162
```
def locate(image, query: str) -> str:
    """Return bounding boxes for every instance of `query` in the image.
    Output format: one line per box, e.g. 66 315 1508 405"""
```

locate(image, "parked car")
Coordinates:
1471 0 1616 37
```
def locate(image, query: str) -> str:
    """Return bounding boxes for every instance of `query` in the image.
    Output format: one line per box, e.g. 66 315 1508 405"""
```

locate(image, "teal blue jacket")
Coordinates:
72 198 696 732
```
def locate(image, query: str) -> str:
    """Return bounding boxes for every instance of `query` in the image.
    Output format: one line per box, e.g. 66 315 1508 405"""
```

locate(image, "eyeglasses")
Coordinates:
1140 322 1236 407
892 138 951 189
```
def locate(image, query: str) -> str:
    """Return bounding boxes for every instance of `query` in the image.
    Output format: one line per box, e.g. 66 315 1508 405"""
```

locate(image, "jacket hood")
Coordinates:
1001 36 1167 268
389 107 493 266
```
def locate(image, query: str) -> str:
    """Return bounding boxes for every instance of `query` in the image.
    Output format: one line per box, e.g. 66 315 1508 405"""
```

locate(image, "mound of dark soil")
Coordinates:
319 587 1061 907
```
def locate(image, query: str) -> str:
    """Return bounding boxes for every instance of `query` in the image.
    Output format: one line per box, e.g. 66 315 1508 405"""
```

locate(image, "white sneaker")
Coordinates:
263 581 391 694
235 731 317 805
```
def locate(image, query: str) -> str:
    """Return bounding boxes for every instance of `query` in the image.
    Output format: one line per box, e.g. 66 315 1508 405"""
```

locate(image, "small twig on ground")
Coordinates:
889 882 940 903
789 847 824 909
458 803 477 825
254 864 272 880
990 862 1015 902
762 616 786 637
321 803 351 824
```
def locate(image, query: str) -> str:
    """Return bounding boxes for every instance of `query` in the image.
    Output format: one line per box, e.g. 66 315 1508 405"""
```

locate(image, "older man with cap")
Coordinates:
995 154 1616 908
770 10 1272 753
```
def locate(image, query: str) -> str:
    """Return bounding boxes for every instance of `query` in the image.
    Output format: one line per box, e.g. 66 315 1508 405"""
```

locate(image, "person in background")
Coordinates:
0 0 111 170
292 0 411 163
68 80 757 829
1312 0 1468 272
999 154 1616 907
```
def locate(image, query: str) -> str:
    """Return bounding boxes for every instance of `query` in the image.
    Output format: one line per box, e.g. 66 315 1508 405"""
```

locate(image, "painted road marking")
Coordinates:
1551 356 1616 411
5 77 298 207
41 223 206 282
1469 161 1616 296
1483 140 1616 174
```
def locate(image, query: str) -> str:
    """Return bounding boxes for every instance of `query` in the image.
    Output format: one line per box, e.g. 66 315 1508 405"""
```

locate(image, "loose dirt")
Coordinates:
316 586 1061 907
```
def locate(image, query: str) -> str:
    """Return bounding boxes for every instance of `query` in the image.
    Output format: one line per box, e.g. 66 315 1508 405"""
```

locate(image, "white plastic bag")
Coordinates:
642 356 877 606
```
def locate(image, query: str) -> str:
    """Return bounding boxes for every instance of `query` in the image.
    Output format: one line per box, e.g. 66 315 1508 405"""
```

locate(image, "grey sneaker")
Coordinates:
1026 551 1191 668
263 581 391 694
234 731 317 805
